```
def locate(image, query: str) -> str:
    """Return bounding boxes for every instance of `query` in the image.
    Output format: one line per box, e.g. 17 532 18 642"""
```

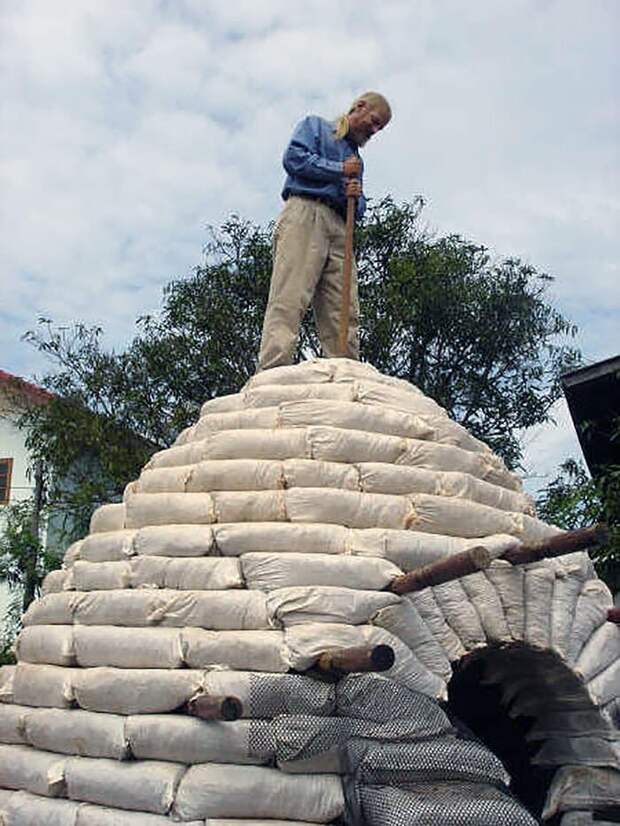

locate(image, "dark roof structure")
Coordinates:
561 355 620 476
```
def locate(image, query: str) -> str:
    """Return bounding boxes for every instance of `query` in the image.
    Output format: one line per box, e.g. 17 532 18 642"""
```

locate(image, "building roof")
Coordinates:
561 355 620 476
0 369 54 405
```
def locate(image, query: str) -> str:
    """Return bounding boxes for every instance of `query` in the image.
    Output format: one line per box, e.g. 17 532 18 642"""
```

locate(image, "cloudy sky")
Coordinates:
1 0 618 490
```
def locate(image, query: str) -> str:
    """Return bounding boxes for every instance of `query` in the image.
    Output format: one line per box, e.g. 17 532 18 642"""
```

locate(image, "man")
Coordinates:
258 91 391 371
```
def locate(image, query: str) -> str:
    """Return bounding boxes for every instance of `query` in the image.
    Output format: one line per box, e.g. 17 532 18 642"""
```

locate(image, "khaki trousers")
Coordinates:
258 196 359 371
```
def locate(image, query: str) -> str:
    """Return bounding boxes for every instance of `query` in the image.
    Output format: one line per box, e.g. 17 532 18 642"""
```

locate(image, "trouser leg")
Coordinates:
258 199 329 371
312 210 360 360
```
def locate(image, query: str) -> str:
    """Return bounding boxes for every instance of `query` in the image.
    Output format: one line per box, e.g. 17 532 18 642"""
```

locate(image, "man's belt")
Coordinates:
289 193 346 221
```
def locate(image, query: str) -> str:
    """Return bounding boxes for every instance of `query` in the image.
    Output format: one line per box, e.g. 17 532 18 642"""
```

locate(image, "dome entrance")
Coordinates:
447 643 605 823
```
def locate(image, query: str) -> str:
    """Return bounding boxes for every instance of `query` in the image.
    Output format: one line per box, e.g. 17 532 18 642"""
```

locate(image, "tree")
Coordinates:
7 198 580 610
536 444 620 593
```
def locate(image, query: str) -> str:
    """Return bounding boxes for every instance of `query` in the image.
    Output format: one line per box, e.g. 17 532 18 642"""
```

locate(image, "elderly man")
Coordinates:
258 91 391 371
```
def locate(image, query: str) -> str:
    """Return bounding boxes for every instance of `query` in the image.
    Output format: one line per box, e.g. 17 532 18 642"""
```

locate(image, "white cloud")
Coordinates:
1 0 618 482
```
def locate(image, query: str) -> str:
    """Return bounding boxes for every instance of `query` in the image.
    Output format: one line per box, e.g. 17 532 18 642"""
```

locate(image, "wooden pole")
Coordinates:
315 644 395 677
390 545 492 595
607 608 620 625
338 192 357 356
501 524 609 566
187 694 243 721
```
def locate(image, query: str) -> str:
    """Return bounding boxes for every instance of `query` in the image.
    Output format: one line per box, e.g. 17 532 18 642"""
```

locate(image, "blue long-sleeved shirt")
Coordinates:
281 115 366 221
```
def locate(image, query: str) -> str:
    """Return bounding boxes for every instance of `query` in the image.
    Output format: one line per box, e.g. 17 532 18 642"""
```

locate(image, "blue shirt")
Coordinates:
281 115 366 221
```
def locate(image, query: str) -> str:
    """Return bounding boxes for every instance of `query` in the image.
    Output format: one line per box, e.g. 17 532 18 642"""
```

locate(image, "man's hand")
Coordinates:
343 156 362 178
346 179 362 198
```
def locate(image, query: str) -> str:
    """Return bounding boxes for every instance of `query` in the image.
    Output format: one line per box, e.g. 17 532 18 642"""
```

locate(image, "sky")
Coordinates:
1 0 618 493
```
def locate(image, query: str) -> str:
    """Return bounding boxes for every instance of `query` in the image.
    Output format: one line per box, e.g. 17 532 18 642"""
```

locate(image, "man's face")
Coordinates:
347 101 389 147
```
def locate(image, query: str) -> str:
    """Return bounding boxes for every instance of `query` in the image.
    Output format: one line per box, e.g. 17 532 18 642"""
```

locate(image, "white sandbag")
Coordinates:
0 666 15 704
125 492 215 528
241 552 401 592
408 493 520 538
134 524 215 557
63 541 83 565
173 763 344 822
245 382 354 409
212 490 287 523
128 556 242 591
284 623 446 699
205 430 310 462
126 715 271 765
422 415 492 455
372 600 452 681
349 527 469 568
78 531 137 563
550 561 589 658
432 581 487 649
72 560 132 591
247 360 334 389
73 590 270 630
524 566 555 649
164 557 243 591
201 671 335 719
24 708 128 760
286 488 412 530
485 561 525 640
144 441 202 470
194 407 279 439
129 556 170 588
77 804 203 826
16 626 76 666
587 659 620 707
214 522 348 557
438 471 533 514
42 569 72 595
65 756 184 815
278 399 433 441
182 629 287 672
73 668 204 715
137 465 193 493
0 743 66 796
460 572 512 642
201 391 245 416
576 622 620 683
520 515 563 544
567 579 614 663
308 425 405 465
0 704 29 744
409 590 466 662
359 463 440 496
74 626 184 669
12 664 77 709
189 460 285 492
266 586 399 627
282 458 359 491
401 438 519 491
353 379 443 417
22 592 77 626
4 791 79 826
90 504 126 534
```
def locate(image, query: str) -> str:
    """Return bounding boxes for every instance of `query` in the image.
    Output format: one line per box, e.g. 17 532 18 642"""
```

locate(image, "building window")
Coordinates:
0 458 13 504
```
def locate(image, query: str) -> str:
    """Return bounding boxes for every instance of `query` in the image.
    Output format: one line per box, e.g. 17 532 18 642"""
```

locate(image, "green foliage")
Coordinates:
16 198 580 565
537 456 620 592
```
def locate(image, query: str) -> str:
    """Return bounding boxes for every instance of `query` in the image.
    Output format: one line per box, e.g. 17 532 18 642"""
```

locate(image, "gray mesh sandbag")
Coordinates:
356 782 538 826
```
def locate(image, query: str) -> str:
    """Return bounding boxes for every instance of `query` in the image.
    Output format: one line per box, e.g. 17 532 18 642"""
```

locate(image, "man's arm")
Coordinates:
283 116 344 182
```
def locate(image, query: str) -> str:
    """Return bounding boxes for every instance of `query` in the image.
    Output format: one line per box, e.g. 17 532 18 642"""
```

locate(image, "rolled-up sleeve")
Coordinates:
283 116 343 181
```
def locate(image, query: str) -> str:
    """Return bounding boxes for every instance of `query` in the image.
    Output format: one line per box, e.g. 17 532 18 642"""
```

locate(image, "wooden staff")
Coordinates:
501 524 609 566
390 545 492 595
338 182 358 356
187 693 243 721
315 644 395 677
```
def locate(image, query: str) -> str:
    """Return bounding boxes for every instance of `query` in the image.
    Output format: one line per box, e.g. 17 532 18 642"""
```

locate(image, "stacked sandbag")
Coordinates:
1 357 618 826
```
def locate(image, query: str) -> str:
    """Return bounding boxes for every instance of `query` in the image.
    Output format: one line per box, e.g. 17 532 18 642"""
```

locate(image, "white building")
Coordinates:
0 370 53 621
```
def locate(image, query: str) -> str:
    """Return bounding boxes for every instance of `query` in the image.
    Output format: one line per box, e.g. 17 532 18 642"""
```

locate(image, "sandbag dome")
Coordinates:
0 358 618 826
